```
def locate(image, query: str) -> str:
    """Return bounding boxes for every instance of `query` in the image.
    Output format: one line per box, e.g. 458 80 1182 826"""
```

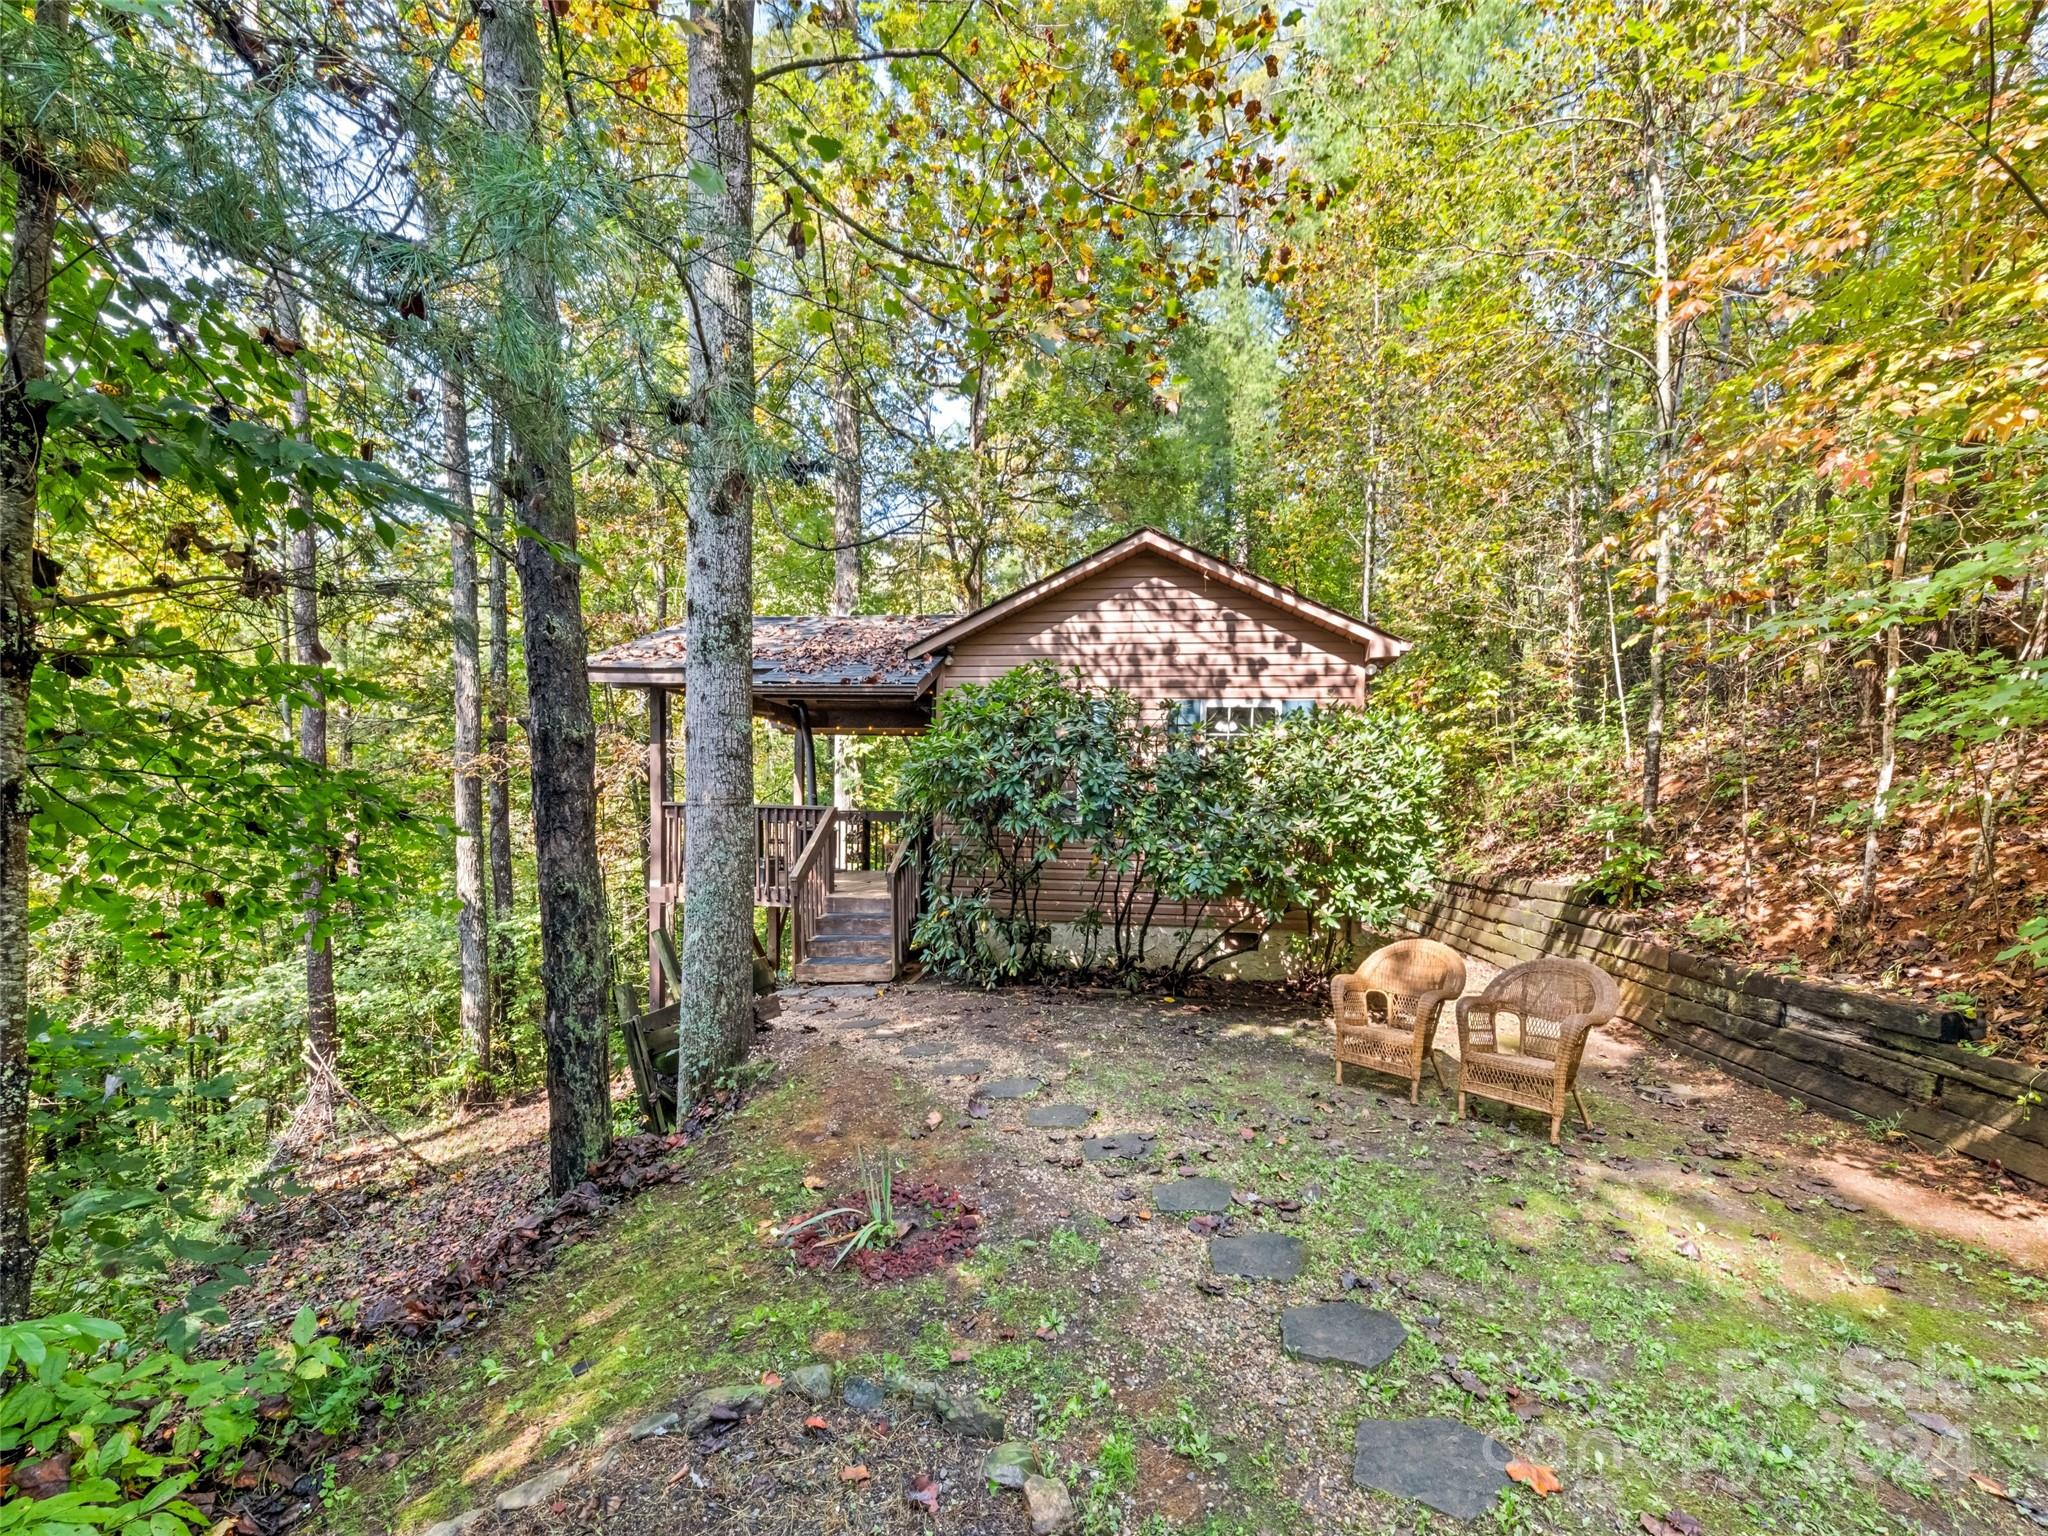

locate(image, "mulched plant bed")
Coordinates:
785 1178 982 1281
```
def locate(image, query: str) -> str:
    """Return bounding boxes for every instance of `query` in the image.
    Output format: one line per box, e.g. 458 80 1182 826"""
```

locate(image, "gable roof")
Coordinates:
906 527 1408 660
588 614 952 694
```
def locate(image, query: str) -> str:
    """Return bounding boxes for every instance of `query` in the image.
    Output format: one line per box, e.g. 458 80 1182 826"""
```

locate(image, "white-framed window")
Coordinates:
1167 699 1315 735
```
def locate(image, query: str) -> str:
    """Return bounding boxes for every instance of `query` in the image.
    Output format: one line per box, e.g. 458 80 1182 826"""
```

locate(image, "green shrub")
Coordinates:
903 665 1447 984
0 1309 380 1534
1227 707 1448 975
1573 804 1664 908
903 664 1138 983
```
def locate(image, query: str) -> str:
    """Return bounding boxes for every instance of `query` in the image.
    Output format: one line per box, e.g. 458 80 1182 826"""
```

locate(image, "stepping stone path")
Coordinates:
1207 1232 1305 1280
1153 1176 1233 1213
1280 1303 1406 1370
898 1039 951 1059
1080 1132 1157 1162
1025 1103 1095 1129
976 1076 1042 1100
1351 1418 1511 1520
930 1058 991 1078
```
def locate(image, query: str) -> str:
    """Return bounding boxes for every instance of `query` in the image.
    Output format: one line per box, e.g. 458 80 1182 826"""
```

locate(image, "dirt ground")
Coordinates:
323 978 2048 1536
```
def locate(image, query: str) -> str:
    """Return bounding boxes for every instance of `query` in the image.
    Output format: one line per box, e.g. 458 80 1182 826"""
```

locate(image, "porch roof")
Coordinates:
588 614 954 730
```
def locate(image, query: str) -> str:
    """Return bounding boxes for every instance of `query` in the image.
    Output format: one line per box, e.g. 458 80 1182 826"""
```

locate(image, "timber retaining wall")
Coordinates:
1397 874 2048 1185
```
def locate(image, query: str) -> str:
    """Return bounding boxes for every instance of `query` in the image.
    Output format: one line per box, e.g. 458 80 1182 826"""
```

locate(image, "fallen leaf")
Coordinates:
840 1464 871 1483
925 1111 943 1131
760 1370 781 1387
1505 1459 1562 1497
907 1471 940 1514
804 1414 831 1432
1640 1510 1703 1536
803 1175 826 1191
1969 1472 2009 1499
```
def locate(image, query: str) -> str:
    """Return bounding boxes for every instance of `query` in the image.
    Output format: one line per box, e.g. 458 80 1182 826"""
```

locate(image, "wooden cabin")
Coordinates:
588 528 1409 998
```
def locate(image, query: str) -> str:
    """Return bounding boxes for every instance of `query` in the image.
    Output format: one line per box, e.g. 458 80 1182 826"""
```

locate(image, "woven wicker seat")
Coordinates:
1454 957 1619 1144
1329 939 1468 1103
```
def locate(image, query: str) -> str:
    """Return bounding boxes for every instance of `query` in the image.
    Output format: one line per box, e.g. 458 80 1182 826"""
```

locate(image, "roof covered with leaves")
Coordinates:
589 614 956 692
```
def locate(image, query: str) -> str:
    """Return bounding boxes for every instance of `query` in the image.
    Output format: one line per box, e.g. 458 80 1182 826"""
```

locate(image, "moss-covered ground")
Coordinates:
324 984 2048 1536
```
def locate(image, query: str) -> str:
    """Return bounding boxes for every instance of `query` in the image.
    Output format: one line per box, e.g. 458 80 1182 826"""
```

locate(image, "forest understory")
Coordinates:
1460 710 2048 1063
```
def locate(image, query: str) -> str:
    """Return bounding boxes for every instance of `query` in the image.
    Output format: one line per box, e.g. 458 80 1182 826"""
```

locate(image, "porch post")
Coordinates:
794 703 819 805
647 686 669 1008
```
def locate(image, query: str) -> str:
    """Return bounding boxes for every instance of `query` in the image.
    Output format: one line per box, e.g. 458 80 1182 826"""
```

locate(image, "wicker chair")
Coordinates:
1329 939 1468 1103
1454 957 1619 1144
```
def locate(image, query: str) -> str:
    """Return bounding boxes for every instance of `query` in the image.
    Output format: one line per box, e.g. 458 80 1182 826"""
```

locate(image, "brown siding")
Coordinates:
947 840 1308 932
936 550 1378 715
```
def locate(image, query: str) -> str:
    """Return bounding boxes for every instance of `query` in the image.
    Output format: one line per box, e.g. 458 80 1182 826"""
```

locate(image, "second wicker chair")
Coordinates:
1329 939 1468 1103
1454 957 1620 1144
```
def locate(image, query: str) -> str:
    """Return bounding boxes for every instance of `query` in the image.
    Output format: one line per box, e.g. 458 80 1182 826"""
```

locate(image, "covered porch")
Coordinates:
589 615 948 1003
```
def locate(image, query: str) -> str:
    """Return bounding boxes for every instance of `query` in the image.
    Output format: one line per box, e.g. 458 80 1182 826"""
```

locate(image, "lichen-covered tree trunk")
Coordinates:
444 369 491 1093
481 0 613 1190
0 0 67 1322
678 0 759 1087
272 286 339 1148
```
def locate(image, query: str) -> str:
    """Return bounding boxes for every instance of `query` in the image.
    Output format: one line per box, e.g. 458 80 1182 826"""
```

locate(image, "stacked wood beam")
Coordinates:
1398 875 2048 1185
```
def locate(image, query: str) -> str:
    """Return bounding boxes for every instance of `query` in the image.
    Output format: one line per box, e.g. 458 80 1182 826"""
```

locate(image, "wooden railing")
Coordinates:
756 803 830 907
789 807 840 971
887 830 921 977
658 802 686 889
839 808 907 872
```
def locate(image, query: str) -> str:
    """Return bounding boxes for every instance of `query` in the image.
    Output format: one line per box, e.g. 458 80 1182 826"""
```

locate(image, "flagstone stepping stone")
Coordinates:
976 1076 1042 1100
1025 1103 1095 1129
1208 1232 1305 1280
1350 1417 1511 1520
1080 1132 1157 1162
1153 1177 1233 1214
1281 1303 1406 1370
931 1059 991 1078
898 1039 951 1058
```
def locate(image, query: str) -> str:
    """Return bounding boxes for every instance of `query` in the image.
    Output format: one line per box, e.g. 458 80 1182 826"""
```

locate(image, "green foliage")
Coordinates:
1573 805 1664 910
903 664 1140 983
0 1309 379 1535
905 665 1446 984
198 904 548 1118
30 1006 268 1339
1226 707 1447 964
1682 909 1747 953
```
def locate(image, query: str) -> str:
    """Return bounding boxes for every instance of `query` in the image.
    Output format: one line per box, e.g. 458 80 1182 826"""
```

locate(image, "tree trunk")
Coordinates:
1361 278 1381 624
484 413 517 1060
480 0 613 1191
676 0 759 1089
829 356 861 812
1857 459 1916 924
1640 97 1678 824
444 369 491 1094
271 286 340 1148
0 0 67 1322
1563 481 1587 716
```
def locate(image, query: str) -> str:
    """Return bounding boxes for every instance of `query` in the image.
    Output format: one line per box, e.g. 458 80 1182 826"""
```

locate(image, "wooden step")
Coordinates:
806 933 892 960
792 954 897 984
815 913 889 938
824 895 891 917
